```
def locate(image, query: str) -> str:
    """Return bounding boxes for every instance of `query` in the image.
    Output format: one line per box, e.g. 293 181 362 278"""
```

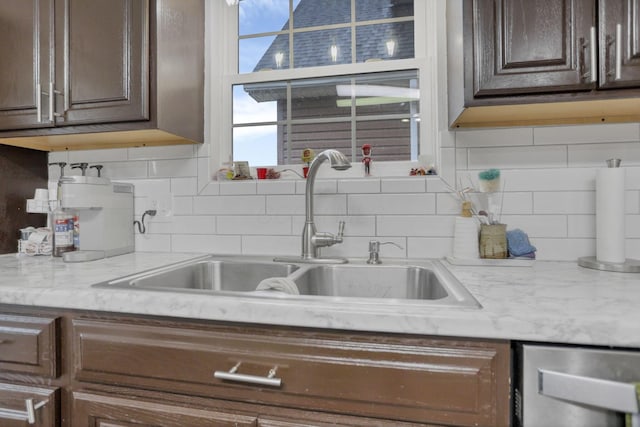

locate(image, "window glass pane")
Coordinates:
293 28 351 68
355 0 414 21
292 0 351 29
283 122 352 164
351 72 419 116
233 84 281 125
356 22 414 62
239 0 290 36
233 125 279 167
290 77 353 120
356 119 415 161
244 36 290 73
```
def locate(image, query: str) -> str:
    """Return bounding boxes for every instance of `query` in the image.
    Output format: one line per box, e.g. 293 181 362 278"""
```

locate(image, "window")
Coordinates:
209 1 443 174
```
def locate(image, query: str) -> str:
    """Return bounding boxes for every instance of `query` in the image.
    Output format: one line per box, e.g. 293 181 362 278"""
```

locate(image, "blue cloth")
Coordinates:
506 229 537 257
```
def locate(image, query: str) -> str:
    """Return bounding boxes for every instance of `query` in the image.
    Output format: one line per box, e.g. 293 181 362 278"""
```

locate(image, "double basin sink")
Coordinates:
93 255 480 309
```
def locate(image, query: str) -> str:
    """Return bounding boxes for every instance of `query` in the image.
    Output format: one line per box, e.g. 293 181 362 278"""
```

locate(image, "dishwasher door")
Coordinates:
515 344 640 427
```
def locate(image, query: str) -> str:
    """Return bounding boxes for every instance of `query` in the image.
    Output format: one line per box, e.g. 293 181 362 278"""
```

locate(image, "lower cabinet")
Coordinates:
0 383 58 427
0 306 511 426
70 391 257 426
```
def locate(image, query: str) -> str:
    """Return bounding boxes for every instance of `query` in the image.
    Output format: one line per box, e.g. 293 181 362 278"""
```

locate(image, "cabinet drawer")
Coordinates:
73 319 509 426
0 382 58 426
0 314 58 378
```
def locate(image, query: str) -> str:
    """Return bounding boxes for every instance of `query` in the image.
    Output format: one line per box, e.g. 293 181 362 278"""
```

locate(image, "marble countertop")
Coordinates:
0 252 638 348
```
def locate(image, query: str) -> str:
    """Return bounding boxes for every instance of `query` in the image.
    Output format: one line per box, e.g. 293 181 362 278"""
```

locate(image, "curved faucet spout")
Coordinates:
305 149 351 223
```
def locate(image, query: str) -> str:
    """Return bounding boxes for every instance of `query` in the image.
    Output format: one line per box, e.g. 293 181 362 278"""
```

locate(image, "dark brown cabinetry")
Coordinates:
0 313 60 426
0 0 146 131
0 306 511 427
450 0 640 127
469 0 640 98
0 0 204 151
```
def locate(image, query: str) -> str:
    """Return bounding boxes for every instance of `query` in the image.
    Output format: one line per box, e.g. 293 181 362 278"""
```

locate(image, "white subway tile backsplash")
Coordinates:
534 191 595 214
171 196 194 215
197 155 211 193
626 215 640 238
568 142 640 167
149 158 197 178
567 215 595 238
219 181 257 195
241 236 301 256
534 123 640 145
532 238 595 261
348 194 436 215
171 177 198 196
624 167 640 190
171 234 242 254
455 127 533 148
296 179 337 194
625 239 640 259
407 237 452 258
135 234 171 252
103 161 149 179
468 145 567 170
498 192 533 215
455 148 468 170
194 195 266 215
127 179 171 198
436 193 462 215
377 215 456 237
381 177 426 193
128 145 195 160
69 148 128 163
501 215 567 238
170 216 216 234
338 178 381 193
627 191 640 214
266 195 304 215
257 180 296 195
199 182 220 196
217 215 292 235
460 168 596 192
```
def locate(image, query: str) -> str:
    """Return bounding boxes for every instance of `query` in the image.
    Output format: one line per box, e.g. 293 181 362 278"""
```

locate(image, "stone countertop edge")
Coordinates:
0 252 638 349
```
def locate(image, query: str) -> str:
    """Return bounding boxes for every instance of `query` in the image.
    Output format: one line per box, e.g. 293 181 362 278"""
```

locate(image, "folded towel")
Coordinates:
506 229 537 257
255 277 300 295
625 383 640 427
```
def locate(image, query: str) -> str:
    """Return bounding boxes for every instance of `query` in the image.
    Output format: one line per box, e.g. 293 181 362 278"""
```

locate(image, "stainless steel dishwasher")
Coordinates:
515 344 640 427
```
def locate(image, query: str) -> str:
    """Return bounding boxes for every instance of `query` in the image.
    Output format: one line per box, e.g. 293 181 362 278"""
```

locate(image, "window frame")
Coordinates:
207 0 445 178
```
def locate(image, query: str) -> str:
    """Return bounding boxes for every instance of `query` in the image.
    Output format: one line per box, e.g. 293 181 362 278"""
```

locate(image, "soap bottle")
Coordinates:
51 180 75 257
452 201 480 260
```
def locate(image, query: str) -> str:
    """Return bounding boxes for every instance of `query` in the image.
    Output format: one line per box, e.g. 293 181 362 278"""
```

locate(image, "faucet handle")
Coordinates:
337 221 345 239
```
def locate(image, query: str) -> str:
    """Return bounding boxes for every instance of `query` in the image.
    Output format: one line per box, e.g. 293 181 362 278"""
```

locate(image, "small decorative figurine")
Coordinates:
361 144 372 176
301 148 315 178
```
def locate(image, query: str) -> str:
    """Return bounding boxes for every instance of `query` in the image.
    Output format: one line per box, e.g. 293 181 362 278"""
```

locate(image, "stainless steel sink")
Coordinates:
93 255 480 308
96 255 299 293
289 264 448 299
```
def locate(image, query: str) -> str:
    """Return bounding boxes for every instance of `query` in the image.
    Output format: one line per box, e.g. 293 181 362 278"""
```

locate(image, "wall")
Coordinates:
48 121 640 262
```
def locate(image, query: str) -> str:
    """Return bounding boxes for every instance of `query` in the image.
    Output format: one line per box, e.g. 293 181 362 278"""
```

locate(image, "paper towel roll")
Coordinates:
596 167 625 263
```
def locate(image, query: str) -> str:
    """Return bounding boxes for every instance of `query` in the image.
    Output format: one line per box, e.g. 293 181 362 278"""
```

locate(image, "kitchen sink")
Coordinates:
291 264 447 299
96 255 299 292
93 255 480 308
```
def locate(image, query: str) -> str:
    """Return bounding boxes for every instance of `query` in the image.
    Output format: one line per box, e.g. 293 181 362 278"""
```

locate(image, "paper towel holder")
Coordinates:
578 158 640 272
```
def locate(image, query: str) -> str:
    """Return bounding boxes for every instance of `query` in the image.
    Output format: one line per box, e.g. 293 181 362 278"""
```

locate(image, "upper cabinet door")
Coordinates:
470 0 597 97
598 0 640 89
0 0 54 130
56 0 149 126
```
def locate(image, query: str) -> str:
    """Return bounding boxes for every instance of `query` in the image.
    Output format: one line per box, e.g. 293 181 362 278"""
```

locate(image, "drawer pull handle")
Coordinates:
25 398 47 424
214 362 282 388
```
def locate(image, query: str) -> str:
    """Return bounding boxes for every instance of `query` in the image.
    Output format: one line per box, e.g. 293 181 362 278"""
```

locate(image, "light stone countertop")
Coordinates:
0 252 638 348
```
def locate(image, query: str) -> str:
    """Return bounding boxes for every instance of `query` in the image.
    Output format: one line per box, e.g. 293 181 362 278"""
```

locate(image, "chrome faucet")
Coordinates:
276 149 351 264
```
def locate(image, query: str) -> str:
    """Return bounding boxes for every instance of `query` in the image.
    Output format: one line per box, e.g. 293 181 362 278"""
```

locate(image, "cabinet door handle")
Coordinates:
614 23 622 80
214 362 282 387
589 26 597 83
36 83 43 123
24 398 47 424
538 368 640 414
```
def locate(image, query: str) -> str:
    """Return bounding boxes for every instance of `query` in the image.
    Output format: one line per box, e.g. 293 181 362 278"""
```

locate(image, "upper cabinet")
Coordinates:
448 0 640 127
0 0 204 151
